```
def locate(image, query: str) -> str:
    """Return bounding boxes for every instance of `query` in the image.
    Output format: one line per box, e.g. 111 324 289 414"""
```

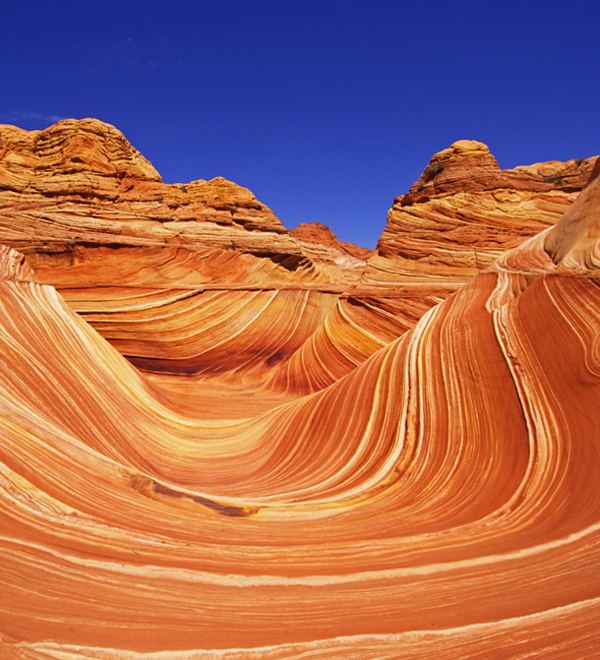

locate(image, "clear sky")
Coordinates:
2 0 598 248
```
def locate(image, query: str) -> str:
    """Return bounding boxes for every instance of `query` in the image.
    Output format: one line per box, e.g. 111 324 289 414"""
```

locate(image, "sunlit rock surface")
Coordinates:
0 119 373 387
0 123 593 390
1 121 600 657
363 140 595 286
290 221 373 260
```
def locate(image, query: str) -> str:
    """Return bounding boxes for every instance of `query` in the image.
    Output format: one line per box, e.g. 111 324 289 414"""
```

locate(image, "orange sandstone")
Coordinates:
363 139 595 286
0 122 599 657
0 122 593 390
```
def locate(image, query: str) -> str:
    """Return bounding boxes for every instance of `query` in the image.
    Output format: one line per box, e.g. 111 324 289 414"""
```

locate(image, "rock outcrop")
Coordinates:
290 221 373 260
1 120 600 658
0 120 373 382
0 119 373 295
0 123 593 391
363 139 595 286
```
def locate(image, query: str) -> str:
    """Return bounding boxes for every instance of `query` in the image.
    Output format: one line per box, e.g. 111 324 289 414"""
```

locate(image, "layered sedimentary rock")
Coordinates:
363 139 595 286
341 142 599 396
328 141 597 393
290 221 373 260
0 120 436 394
2 119 600 657
0 120 375 386
1 152 600 658
0 119 355 292
1 123 595 393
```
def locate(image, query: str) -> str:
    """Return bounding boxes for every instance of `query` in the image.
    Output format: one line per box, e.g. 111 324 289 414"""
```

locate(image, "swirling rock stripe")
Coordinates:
62 287 337 380
264 296 411 394
364 189 580 286
59 286 427 392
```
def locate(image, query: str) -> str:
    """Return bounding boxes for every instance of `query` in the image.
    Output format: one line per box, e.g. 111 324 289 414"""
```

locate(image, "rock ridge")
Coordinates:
400 139 594 207
364 140 597 289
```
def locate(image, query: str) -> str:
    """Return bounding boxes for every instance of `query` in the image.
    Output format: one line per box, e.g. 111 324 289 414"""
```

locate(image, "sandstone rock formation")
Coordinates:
0 118 330 287
344 141 598 393
1 123 593 392
290 221 373 260
0 120 599 658
0 119 375 385
363 139 595 285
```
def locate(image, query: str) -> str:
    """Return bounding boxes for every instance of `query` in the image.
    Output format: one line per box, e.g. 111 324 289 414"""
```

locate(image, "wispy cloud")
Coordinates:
0 111 69 128
81 37 172 74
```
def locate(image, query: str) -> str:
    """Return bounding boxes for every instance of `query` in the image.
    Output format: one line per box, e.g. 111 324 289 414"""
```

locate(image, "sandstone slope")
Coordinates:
1 161 600 656
0 120 375 385
363 139 595 286
0 118 347 288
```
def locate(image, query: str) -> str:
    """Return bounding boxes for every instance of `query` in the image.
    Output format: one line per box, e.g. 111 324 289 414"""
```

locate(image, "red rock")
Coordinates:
1 164 600 654
0 122 596 392
2 125 600 657
1 123 593 390
369 140 595 280
0 120 363 381
356 141 597 354
290 221 373 260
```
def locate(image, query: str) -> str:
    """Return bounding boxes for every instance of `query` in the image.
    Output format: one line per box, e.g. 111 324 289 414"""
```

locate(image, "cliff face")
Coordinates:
290 221 373 260
0 118 283 231
0 118 311 286
347 141 598 382
0 118 378 294
1 121 592 391
1 120 600 658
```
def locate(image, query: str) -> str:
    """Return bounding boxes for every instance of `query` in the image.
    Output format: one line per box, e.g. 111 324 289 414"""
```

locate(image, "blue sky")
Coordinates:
2 1 598 248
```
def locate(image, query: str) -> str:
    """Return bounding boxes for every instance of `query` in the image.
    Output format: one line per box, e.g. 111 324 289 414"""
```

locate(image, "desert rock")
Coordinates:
1 122 600 657
363 140 595 286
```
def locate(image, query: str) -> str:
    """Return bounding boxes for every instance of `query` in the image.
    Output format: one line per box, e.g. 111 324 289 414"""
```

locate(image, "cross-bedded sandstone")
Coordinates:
0 121 599 658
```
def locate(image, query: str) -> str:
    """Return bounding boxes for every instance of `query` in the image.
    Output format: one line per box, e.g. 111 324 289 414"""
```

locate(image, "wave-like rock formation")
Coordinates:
1 119 600 657
0 120 375 387
1 123 594 391
2 123 593 394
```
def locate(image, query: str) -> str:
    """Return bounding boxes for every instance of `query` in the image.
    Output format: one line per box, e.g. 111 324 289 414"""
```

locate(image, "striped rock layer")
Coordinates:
0 123 595 396
0 120 600 657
